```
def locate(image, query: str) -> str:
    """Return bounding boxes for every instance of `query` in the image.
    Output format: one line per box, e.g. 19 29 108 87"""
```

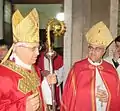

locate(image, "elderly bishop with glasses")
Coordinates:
60 21 120 111
0 9 56 111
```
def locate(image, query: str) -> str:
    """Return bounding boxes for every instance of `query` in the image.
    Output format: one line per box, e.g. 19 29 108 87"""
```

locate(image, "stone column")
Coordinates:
64 0 72 81
110 0 118 38
109 0 119 56
64 0 91 81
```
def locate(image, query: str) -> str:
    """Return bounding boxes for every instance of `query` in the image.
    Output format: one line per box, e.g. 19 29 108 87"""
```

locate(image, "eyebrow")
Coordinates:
88 45 104 48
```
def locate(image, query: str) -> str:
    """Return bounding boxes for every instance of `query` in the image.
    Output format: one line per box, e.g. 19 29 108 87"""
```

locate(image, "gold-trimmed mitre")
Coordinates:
86 21 113 47
12 8 39 43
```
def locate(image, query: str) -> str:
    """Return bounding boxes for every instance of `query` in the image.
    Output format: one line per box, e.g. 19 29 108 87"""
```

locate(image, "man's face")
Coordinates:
88 44 106 62
0 45 8 61
115 41 120 56
15 43 40 65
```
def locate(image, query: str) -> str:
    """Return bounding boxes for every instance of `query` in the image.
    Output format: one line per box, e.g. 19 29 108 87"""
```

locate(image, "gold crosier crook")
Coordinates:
46 18 66 111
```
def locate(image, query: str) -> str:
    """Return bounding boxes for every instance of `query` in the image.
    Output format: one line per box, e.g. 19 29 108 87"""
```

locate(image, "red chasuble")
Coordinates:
0 60 45 111
60 58 120 111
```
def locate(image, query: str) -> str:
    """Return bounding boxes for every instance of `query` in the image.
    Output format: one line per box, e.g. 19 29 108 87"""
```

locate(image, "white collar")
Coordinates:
88 58 102 66
10 53 32 70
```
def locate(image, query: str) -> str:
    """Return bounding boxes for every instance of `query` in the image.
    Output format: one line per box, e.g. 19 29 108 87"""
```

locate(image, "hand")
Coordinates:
26 92 40 111
41 70 50 77
96 89 108 103
46 74 57 85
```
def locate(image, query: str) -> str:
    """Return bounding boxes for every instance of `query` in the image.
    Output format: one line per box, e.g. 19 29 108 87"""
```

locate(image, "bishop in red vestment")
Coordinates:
61 21 120 111
0 8 56 111
61 58 120 111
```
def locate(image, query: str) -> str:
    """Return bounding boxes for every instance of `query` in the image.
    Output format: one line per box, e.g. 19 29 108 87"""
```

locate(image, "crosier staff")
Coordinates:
46 18 66 111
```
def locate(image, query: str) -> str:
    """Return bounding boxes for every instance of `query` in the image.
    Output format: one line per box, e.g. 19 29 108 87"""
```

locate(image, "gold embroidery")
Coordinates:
1 60 40 94
71 69 76 96
91 72 95 111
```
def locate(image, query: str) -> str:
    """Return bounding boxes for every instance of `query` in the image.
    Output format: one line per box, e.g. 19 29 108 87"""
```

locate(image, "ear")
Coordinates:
15 46 22 54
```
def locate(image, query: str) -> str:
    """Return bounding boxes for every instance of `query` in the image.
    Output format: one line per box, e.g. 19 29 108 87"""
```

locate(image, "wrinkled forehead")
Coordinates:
15 42 39 48
25 42 39 48
88 43 105 48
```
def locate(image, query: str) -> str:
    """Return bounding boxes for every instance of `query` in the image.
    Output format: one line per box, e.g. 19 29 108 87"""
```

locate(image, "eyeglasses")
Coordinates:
20 46 42 52
88 46 105 52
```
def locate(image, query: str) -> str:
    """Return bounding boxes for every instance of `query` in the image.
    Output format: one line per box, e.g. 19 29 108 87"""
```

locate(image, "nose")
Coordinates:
35 48 39 55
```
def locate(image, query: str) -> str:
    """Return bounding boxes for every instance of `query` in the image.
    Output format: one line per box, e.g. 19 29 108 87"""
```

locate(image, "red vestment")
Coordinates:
37 51 63 107
60 58 120 111
0 60 45 111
